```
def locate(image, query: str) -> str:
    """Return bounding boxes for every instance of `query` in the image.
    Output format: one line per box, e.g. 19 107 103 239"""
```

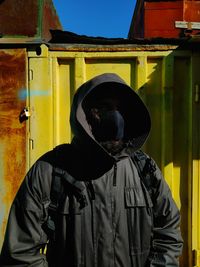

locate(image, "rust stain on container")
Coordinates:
129 0 200 38
49 44 179 52
42 0 62 41
0 0 38 37
0 0 62 40
0 49 27 245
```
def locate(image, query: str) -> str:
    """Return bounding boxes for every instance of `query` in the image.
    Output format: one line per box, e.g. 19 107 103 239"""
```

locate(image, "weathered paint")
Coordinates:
173 57 192 266
0 42 199 267
0 49 27 248
27 44 200 266
0 0 39 37
129 0 200 38
0 0 62 40
48 44 180 52
144 1 184 38
184 1 200 24
42 0 63 41
191 54 200 267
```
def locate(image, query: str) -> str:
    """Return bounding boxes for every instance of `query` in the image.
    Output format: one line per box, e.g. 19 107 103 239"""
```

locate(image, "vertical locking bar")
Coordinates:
28 69 33 81
29 139 34 150
193 249 200 267
195 84 199 103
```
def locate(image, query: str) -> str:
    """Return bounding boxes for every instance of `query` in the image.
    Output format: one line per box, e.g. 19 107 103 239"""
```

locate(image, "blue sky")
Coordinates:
52 1 136 38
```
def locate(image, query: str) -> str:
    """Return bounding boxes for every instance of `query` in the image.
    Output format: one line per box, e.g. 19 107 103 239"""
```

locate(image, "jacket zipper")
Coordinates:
113 162 117 186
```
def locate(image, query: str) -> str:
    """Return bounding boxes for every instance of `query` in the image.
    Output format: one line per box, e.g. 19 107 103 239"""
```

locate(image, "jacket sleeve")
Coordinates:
148 163 183 266
0 160 52 267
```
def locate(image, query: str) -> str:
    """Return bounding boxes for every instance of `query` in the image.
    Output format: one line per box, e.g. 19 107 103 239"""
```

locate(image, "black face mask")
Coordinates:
88 109 125 142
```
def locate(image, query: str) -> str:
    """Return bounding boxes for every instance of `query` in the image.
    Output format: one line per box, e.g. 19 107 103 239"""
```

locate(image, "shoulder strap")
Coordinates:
43 170 64 239
131 150 157 200
45 172 89 243
49 146 89 213
49 170 64 213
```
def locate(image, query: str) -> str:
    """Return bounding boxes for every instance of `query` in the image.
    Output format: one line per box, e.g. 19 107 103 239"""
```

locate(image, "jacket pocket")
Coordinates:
125 186 150 207
125 187 153 266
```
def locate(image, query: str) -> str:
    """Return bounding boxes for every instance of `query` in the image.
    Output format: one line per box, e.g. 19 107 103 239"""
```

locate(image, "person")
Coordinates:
0 73 183 267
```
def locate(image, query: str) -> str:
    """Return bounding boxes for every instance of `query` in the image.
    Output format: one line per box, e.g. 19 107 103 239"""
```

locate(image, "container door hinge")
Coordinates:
192 249 200 266
195 84 200 103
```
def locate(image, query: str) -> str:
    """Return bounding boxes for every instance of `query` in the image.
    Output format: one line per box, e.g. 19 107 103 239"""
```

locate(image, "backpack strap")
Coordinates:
53 167 88 209
50 145 88 210
49 169 64 213
43 170 64 240
131 150 157 201
44 146 88 239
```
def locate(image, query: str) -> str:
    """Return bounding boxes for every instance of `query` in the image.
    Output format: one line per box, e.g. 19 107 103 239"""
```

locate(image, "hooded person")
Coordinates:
0 73 183 267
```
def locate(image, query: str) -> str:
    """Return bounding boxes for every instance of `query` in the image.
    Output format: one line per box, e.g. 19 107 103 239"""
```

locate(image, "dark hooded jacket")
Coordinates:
0 73 183 267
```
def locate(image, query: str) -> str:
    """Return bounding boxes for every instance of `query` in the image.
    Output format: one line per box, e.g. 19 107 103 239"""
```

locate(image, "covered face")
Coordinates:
83 92 125 142
70 73 151 156
82 86 125 155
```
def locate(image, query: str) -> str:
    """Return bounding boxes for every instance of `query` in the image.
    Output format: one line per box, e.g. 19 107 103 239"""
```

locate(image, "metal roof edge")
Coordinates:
48 43 180 52
0 37 48 45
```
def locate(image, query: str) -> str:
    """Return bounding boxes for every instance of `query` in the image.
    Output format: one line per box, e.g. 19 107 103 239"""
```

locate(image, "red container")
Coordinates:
129 0 200 38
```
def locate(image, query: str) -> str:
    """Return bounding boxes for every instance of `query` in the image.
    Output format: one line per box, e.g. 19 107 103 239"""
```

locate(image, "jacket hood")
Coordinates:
70 73 151 153
69 73 151 179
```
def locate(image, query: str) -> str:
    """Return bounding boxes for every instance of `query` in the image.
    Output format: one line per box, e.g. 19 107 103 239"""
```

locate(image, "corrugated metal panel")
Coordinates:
1 43 199 266
28 44 197 267
129 0 200 38
28 45 200 266
191 54 200 267
173 57 192 265
144 1 184 38
0 48 27 248
0 0 62 40
0 0 39 37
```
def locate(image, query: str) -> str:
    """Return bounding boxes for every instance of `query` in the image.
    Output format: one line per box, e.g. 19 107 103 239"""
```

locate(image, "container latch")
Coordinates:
19 107 31 123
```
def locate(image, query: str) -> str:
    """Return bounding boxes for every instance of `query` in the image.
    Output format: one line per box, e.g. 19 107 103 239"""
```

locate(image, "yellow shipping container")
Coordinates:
0 42 200 267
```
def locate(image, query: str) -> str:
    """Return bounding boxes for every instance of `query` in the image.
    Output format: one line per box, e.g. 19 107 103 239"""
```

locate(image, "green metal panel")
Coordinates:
173 57 192 267
191 54 200 267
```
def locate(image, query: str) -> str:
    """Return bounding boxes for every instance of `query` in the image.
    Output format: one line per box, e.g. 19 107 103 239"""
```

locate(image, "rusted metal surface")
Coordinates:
0 0 62 40
0 0 38 37
144 2 184 38
42 0 62 41
184 1 200 24
129 0 200 38
48 44 180 52
48 29 200 52
0 38 46 44
0 49 27 248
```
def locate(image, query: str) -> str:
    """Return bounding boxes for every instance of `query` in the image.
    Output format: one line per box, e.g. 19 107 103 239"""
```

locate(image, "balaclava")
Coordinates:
84 89 125 155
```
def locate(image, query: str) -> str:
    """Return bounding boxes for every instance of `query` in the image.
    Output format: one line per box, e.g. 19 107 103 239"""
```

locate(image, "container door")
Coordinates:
192 55 200 267
173 56 192 267
138 54 192 267
28 45 74 166
28 46 53 166
28 48 137 165
0 48 27 249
